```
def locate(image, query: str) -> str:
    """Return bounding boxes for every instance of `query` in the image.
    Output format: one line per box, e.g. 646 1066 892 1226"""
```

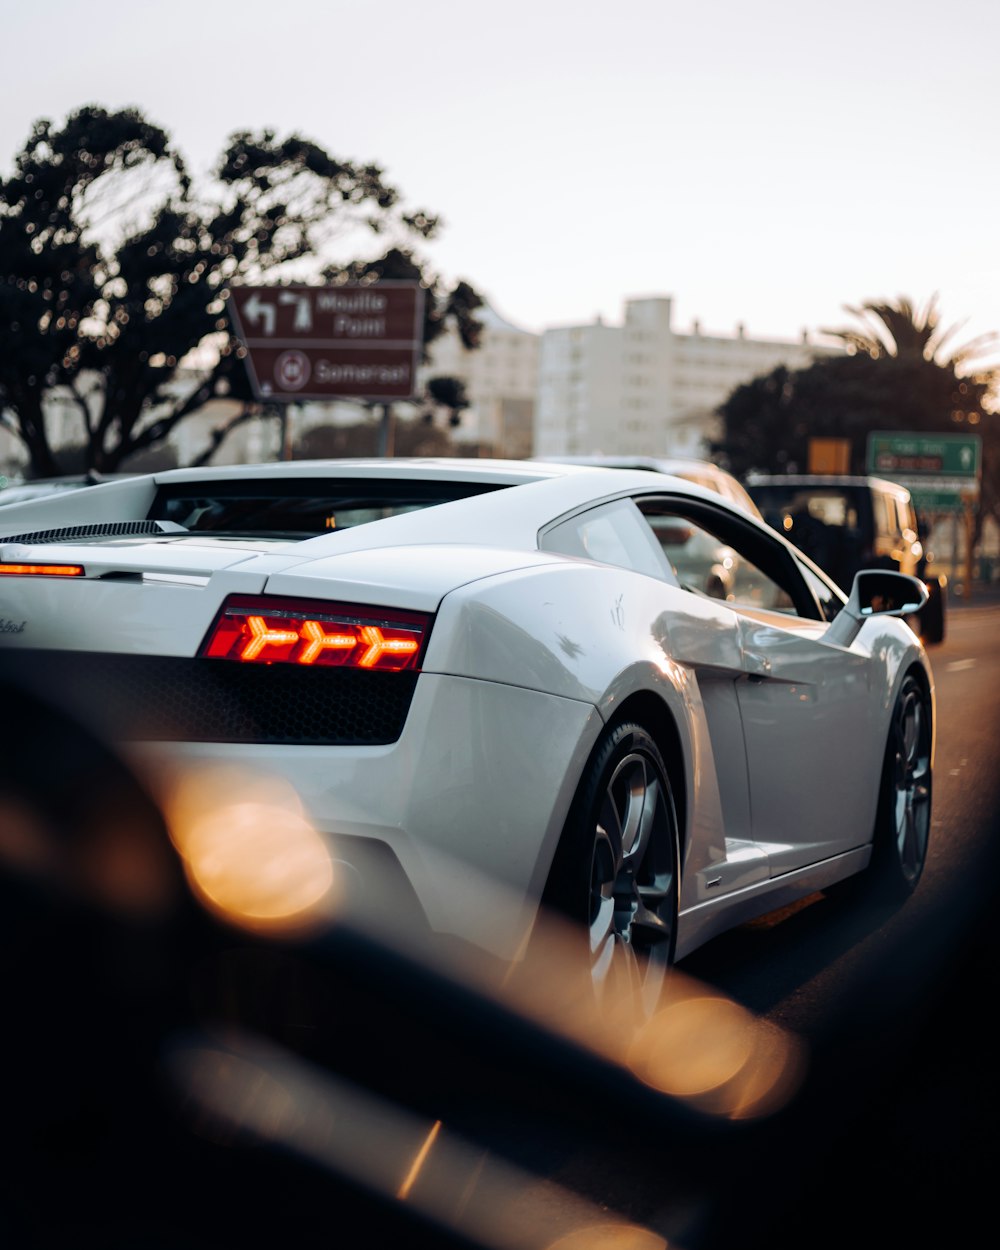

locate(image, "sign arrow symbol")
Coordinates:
243 293 276 336
279 292 313 332
960 447 972 469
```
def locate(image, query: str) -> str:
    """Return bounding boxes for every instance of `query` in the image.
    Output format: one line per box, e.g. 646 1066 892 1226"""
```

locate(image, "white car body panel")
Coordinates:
0 458 934 965
264 544 565 614
134 674 601 959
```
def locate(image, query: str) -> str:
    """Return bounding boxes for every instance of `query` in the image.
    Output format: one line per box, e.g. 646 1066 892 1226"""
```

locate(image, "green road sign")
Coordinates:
866 431 981 478
906 486 971 514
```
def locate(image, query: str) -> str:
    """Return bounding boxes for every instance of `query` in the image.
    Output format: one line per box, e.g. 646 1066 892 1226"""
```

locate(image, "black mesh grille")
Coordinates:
0 520 178 545
15 651 418 744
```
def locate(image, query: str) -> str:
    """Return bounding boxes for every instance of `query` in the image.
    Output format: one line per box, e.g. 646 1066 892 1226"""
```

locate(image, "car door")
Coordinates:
539 495 768 901
635 495 875 877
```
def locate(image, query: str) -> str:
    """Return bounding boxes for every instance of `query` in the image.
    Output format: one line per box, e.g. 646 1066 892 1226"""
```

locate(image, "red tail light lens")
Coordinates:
0 563 85 577
200 595 430 671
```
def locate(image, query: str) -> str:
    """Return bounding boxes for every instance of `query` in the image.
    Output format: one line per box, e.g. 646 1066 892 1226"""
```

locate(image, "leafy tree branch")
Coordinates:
0 105 481 476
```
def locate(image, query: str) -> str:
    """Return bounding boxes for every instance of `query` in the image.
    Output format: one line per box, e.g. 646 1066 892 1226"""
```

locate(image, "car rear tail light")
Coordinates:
0 562 85 577
200 595 430 672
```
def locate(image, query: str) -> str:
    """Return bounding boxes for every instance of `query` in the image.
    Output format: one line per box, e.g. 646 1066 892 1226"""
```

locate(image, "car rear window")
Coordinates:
148 478 509 537
748 485 867 532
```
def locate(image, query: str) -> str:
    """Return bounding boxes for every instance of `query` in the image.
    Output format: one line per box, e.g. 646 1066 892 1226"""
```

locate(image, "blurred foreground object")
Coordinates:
1 653 996 1250
0 662 800 1249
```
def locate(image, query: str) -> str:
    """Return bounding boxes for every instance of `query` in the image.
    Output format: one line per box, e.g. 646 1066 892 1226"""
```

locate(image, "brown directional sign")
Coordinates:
227 282 425 401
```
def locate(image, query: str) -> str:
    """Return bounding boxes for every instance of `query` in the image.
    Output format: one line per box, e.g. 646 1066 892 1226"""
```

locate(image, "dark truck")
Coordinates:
745 474 947 644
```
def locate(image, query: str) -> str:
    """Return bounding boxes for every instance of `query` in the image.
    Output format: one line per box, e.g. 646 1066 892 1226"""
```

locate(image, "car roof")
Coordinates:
536 454 733 478
150 457 572 488
532 455 762 518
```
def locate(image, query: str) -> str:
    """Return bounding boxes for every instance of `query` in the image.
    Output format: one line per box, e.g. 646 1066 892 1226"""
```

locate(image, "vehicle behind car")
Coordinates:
533 456 767 602
533 455 763 518
745 474 946 643
0 472 134 506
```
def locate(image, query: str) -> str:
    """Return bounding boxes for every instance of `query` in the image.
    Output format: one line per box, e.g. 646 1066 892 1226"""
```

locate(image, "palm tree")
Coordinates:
823 296 1000 546
824 295 997 370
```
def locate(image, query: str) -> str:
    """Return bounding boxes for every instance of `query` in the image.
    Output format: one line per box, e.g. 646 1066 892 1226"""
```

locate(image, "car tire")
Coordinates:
541 721 679 1019
864 673 933 903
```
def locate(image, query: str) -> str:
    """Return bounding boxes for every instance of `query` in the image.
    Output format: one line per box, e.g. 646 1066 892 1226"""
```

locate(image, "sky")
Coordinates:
2 0 999 358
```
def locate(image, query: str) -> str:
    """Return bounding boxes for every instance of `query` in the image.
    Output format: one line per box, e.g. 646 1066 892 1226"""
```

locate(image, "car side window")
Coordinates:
634 496 823 619
541 499 680 584
873 491 897 541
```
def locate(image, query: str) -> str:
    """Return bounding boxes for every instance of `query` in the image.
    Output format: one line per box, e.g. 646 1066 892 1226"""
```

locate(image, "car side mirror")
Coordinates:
824 570 928 647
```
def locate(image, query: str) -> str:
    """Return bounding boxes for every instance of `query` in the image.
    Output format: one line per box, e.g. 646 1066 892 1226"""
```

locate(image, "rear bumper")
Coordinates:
11 649 418 745
123 672 601 961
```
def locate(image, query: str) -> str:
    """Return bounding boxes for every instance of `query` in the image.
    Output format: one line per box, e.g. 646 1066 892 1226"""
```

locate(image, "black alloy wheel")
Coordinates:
870 672 933 901
543 721 679 1020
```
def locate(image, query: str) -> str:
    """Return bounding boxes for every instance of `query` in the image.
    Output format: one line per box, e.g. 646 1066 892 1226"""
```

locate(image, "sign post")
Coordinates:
227 283 426 416
865 431 981 513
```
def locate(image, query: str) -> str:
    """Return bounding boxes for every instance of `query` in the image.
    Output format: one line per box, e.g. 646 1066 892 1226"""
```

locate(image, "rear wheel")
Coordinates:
868 673 933 901
542 721 679 1020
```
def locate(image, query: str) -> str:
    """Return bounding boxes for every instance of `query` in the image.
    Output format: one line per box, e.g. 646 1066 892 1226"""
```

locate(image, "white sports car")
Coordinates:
0 459 933 996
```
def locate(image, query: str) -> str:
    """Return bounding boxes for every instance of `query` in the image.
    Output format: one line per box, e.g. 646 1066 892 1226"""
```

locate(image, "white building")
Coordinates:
421 303 540 458
535 295 837 459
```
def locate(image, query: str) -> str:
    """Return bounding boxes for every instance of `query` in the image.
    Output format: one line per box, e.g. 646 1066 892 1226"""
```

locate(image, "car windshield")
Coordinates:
148 477 510 537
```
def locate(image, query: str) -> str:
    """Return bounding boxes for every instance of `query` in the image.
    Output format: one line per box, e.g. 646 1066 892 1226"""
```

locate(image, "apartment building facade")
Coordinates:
535 296 835 459
421 303 539 458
